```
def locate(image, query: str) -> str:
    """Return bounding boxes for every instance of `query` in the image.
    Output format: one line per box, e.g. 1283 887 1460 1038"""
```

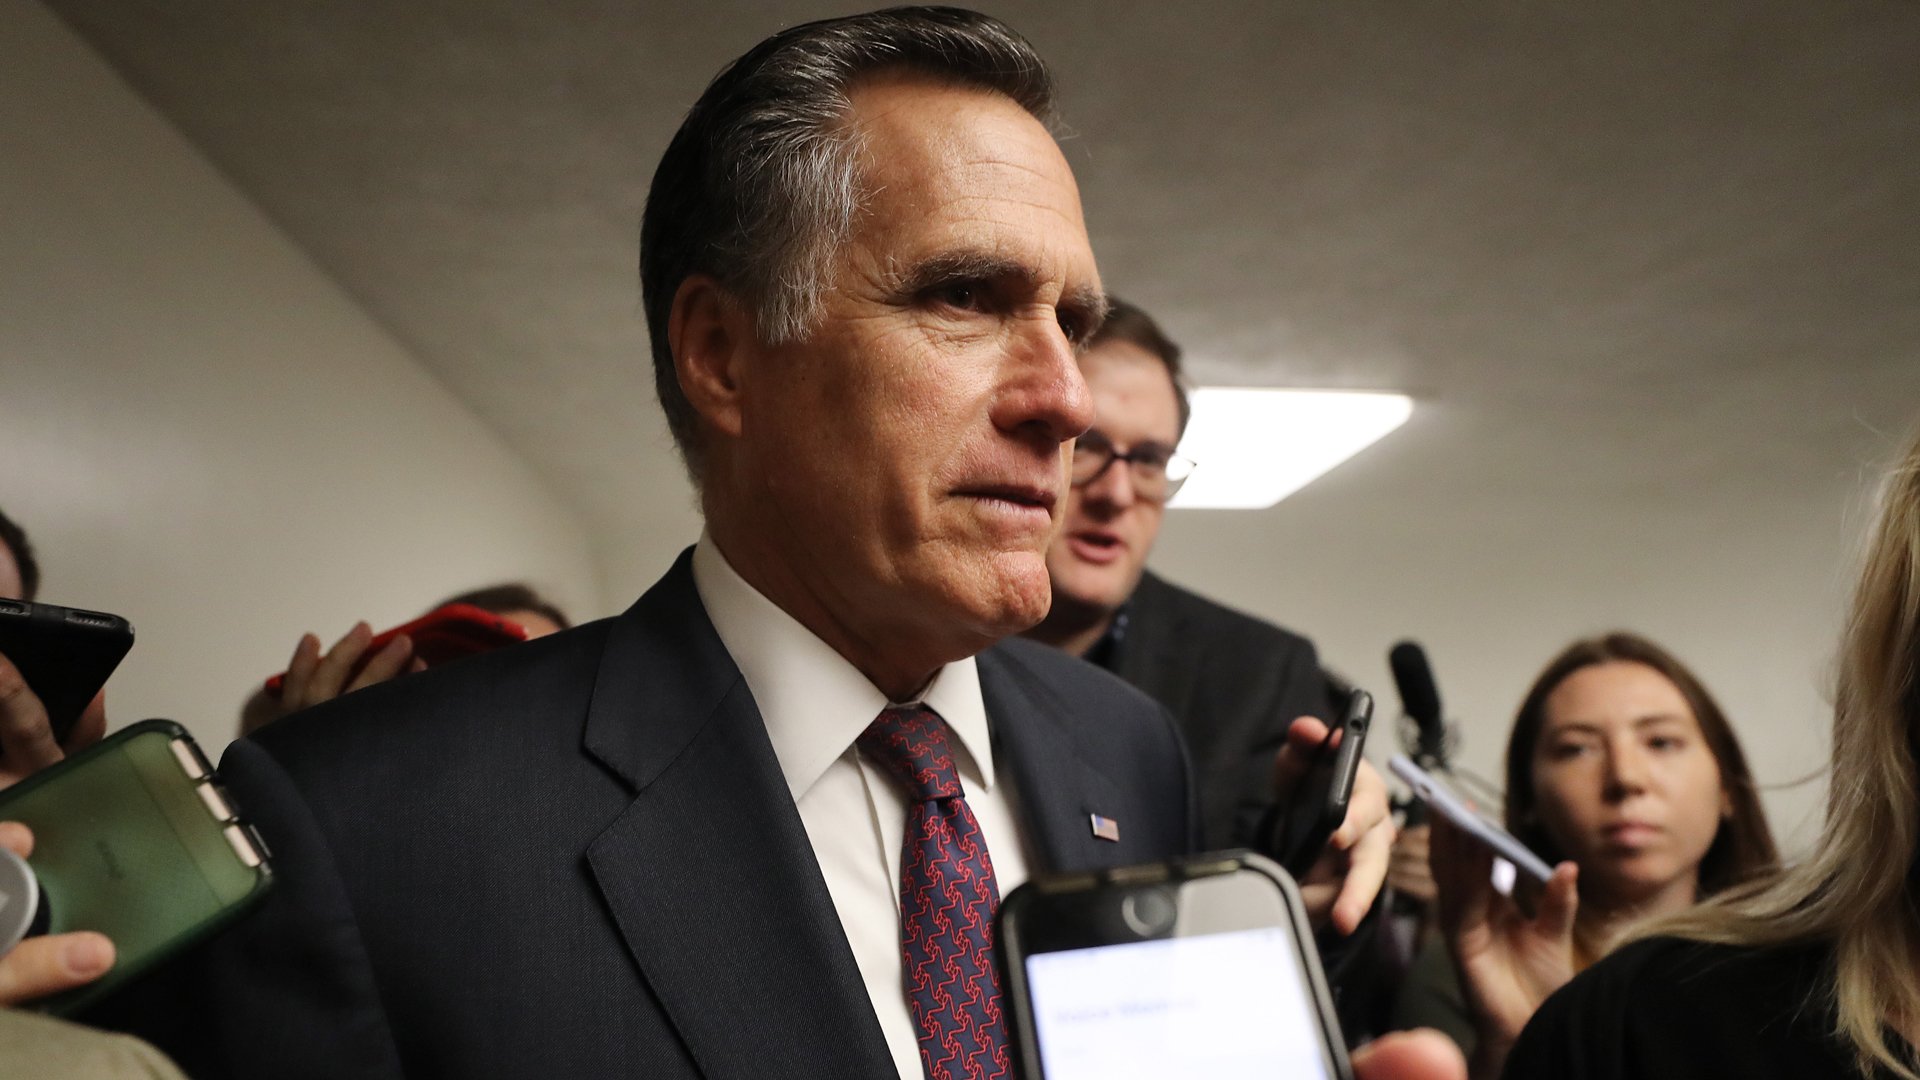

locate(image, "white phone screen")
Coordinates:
1024 925 1335 1080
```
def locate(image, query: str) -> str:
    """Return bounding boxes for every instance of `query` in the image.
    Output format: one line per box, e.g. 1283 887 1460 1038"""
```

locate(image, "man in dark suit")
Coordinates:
112 10 1455 1080
1024 301 1336 853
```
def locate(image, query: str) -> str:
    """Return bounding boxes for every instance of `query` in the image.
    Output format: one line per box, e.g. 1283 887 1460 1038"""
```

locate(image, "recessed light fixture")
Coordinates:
1168 389 1413 510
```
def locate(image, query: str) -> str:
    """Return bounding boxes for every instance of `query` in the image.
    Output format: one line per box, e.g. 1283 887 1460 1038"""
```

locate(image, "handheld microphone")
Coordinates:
1389 640 1447 768
1388 640 1449 828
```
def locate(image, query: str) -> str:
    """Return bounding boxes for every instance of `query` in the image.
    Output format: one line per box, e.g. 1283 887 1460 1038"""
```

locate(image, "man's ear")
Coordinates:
668 274 751 440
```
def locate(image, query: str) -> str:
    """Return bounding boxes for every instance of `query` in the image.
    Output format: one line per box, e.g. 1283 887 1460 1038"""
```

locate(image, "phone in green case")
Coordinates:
0 719 273 1015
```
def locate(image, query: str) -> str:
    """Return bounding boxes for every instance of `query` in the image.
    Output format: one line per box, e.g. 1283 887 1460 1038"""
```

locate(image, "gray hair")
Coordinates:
639 6 1057 480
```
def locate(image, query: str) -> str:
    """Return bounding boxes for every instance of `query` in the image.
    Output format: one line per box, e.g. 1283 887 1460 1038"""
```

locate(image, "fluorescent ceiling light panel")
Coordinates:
1168 389 1412 510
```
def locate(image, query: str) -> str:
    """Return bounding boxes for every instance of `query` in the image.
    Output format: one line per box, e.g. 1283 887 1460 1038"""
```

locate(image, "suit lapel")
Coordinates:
581 553 894 1080
980 647 1167 874
1112 572 1200 720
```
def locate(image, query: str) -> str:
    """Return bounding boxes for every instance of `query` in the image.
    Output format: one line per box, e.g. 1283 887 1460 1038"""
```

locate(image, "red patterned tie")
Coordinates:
858 706 1011 1080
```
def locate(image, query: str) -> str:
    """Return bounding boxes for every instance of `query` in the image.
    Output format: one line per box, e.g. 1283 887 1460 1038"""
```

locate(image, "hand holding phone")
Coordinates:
0 720 272 1015
0 600 132 775
1386 756 1552 886
1270 690 1374 878
999 852 1352 1080
245 604 531 735
263 603 527 699
1427 802 1581 1073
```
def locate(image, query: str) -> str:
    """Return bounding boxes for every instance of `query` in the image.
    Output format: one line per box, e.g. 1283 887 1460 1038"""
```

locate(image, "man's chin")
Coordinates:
1048 563 1137 618
970 552 1055 636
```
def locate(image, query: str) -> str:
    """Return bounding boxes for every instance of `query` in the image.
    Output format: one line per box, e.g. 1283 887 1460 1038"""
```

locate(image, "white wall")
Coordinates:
0 0 601 756
1147 401 1896 857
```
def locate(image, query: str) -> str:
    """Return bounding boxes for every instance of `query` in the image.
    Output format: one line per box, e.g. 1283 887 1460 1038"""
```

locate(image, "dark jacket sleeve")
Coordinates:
1228 633 1332 850
110 738 407 1080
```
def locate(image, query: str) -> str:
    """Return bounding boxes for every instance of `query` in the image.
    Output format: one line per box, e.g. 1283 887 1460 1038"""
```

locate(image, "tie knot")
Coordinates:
857 706 963 802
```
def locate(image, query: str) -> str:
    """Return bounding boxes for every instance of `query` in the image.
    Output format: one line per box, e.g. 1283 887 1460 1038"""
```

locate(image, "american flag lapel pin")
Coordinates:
1089 813 1121 842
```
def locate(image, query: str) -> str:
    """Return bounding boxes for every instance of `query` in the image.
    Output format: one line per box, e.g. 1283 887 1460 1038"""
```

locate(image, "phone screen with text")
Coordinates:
1024 926 1335 1080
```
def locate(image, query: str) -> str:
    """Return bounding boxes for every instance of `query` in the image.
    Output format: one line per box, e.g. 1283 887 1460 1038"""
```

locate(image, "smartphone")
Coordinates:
1388 754 1554 885
999 851 1352 1080
263 602 526 696
1270 689 1373 876
0 599 134 751
0 719 273 1015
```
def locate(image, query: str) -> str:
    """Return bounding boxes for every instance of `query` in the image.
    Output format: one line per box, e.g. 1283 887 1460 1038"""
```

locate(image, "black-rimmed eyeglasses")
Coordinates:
1070 430 1197 503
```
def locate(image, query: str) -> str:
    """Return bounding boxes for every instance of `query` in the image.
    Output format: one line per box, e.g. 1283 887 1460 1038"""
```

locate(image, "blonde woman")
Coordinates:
1503 424 1920 1079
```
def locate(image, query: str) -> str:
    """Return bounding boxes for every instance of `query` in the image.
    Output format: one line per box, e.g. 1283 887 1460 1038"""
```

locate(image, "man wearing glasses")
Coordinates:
1026 299 1336 854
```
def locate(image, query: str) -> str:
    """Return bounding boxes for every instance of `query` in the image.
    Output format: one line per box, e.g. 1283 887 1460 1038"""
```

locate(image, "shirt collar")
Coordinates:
1082 603 1131 672
690 533 995 802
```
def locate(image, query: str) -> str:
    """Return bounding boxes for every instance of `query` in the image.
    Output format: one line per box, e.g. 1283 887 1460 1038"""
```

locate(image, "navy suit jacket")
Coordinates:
1109 571 1331 851
125 552 1192 1079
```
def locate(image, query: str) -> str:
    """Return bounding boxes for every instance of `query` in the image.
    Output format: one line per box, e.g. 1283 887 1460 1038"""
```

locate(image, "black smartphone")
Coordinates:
0 719 273 1015
0 599 134 751
999 851 1352 1080
1270 689 1373 876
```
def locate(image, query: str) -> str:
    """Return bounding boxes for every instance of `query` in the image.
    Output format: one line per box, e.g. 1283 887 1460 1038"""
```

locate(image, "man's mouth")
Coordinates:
1066 529 1125 565
957 484 1059 525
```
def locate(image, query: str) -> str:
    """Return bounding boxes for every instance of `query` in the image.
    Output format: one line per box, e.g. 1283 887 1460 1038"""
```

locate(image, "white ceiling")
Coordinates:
42 0 1920 556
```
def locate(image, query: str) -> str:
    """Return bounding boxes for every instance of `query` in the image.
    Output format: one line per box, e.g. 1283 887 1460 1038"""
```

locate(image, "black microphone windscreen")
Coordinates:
1389 640 1443 728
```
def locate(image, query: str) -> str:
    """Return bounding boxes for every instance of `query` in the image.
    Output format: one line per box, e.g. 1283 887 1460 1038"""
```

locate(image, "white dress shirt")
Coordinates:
692 536 1032 1080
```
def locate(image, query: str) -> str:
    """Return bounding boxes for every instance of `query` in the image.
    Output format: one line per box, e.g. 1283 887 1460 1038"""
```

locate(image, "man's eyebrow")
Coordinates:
1061 285 1109 344
886 253 1109 324
887 250 1038 296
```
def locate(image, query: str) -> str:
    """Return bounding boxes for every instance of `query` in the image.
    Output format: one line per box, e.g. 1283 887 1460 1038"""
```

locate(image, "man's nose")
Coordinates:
995 312 1094 445
1081 452 1139 509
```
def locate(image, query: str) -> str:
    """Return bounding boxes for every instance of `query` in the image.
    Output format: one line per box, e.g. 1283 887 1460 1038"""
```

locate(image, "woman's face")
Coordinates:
1529 661 1729 913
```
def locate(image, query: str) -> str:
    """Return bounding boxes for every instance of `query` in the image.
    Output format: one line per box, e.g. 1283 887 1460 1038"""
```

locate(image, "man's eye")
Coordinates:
930 281 984 311
1073 435 1111 459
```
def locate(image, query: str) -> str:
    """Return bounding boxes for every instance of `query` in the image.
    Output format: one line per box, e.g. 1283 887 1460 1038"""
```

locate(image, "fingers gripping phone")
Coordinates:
1270 689 1374 876
999 852 1352 1080
1388 754 1554 886
0 599 134 752
0 720 273 1015
262 602 527 697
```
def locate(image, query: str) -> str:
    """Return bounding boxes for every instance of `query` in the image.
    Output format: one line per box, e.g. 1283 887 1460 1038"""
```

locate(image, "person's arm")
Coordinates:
0 1009 192 1080
1430 817 1580 1080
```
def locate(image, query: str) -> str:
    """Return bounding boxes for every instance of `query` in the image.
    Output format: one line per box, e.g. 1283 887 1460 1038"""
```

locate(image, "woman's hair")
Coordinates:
1503 632 1780 900
0 506 40 601
433 583 571 632
1645 425 1920 1078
